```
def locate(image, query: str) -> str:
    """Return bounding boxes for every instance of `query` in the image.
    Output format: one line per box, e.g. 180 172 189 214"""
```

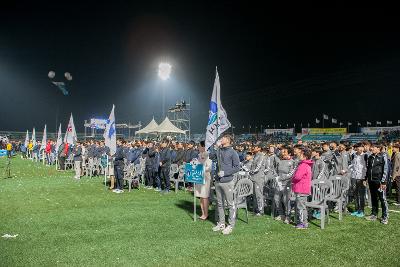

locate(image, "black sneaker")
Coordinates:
381 217 388 225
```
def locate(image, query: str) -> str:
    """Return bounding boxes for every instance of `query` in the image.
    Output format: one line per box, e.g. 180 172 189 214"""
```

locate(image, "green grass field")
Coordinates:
1 156 400 266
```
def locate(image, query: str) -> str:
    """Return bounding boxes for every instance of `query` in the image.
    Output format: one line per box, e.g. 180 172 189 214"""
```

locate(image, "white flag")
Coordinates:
339 122 343 126
323 114 329 120
376 121 381 125
205 69 231 151
348 122 352 126
398 120 400 124
24 130 29 148
367 121 371 126
55 124 62 153
40 125 47 151
64 114 77 145
104 105 117 155
332 118 337 124
31 128 36 146
357 122 361 126
387 120 392 125
315 118 320 124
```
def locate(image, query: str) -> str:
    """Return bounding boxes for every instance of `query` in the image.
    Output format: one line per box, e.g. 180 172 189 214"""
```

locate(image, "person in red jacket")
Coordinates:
292 146 313 229
45 140 52 165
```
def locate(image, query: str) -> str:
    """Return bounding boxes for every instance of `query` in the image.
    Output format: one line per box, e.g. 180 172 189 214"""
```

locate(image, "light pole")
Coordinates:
158 62 172 119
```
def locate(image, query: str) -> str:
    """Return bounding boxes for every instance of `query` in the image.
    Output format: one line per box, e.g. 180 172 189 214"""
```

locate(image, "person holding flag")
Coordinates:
206 69 240 235
103 105 123 193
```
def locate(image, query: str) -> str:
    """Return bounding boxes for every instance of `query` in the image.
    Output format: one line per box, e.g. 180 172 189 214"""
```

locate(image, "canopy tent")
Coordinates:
135 118 159 134
151 117 186 134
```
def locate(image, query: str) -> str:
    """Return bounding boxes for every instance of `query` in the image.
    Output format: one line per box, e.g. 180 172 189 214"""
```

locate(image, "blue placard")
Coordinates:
185 162 205 184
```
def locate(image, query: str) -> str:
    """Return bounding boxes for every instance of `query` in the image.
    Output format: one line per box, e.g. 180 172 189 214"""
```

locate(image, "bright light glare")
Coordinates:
158 62 172 80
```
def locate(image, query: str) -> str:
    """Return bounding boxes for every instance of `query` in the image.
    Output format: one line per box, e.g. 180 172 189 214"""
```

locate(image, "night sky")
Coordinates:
1 3 399 134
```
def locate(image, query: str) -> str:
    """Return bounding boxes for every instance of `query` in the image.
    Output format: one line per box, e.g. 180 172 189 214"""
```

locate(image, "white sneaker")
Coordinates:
116 190 124 194
212 223 225 232
112 189 120 193
222 225 233 235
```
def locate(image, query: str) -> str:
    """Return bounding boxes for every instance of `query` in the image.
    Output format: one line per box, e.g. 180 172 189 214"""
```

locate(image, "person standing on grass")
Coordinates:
212 134 240 235
113 139 126 193
195 140 212 220
291 146 313 230
249 144 266 216
391 144 400 206
349 143 368 218
159 139 172 194
73 141 83 179
365 143 389 224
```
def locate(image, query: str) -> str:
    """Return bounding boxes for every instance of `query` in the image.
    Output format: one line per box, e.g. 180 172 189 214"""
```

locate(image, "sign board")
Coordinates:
264 128 294 135
360 126 400 134
90 119 107 129
301 128 347 135
185 162 204 184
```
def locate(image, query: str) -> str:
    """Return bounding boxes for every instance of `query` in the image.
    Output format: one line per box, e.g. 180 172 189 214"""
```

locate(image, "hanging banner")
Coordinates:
302 128 347 135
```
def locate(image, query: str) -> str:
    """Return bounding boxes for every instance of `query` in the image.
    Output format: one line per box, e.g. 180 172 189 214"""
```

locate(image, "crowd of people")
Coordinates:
3 133 400 235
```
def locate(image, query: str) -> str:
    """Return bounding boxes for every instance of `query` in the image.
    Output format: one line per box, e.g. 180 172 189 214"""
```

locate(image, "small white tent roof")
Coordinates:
135 118 159 134
151 117 186 134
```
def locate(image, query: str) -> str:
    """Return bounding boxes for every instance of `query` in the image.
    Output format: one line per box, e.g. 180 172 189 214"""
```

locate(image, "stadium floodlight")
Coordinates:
158 62 172 81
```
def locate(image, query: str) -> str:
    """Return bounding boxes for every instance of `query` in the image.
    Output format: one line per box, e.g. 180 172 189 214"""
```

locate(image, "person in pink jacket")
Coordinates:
292 146 313 229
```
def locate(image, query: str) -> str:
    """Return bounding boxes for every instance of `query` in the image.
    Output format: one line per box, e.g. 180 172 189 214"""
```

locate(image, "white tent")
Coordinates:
151 117 186 134
135 117 159 134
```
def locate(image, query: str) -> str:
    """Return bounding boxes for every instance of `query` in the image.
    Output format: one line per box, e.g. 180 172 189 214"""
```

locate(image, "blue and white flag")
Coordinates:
104 105 116 155
24 130 29 148
64 114 77 145
205 69 231 151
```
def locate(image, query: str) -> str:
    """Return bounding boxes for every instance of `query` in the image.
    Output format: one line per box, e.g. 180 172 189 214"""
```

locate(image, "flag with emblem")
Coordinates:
64 114 77 145
104 105 116 155
205 68 231 151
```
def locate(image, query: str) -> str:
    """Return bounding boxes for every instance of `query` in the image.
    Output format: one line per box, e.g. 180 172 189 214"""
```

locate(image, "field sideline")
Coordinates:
1 156 399 266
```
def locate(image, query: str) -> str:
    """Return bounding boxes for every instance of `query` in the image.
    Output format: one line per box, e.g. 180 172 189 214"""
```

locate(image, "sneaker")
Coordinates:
350 211 359 216
115 190 124 194
296 223 308 229
212 223 225 232
274 216 282 221
222 225 233 235
112 189 120 193
284 217 290 224
381 218 388 225
355 212 365 218
366 215 377 221
154 188 162 192
255 213 262 217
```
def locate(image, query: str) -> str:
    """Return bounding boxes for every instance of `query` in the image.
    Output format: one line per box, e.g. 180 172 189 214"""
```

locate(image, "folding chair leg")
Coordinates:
320 208 325 230
246 207 249 224
339 201 343 221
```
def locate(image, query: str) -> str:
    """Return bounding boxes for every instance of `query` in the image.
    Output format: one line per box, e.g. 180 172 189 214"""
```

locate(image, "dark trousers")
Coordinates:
59 156 66 169
114 165 124 190
160 166 170 190
368 181 388 219
144 167 154 187
352 179 366 212
395 176 400 204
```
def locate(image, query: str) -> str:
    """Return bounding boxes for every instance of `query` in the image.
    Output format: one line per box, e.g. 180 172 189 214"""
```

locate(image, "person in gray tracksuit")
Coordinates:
212 135 240 235
263 145 278 181
274 146 295 222
249 146 266 215
311 148 328 180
